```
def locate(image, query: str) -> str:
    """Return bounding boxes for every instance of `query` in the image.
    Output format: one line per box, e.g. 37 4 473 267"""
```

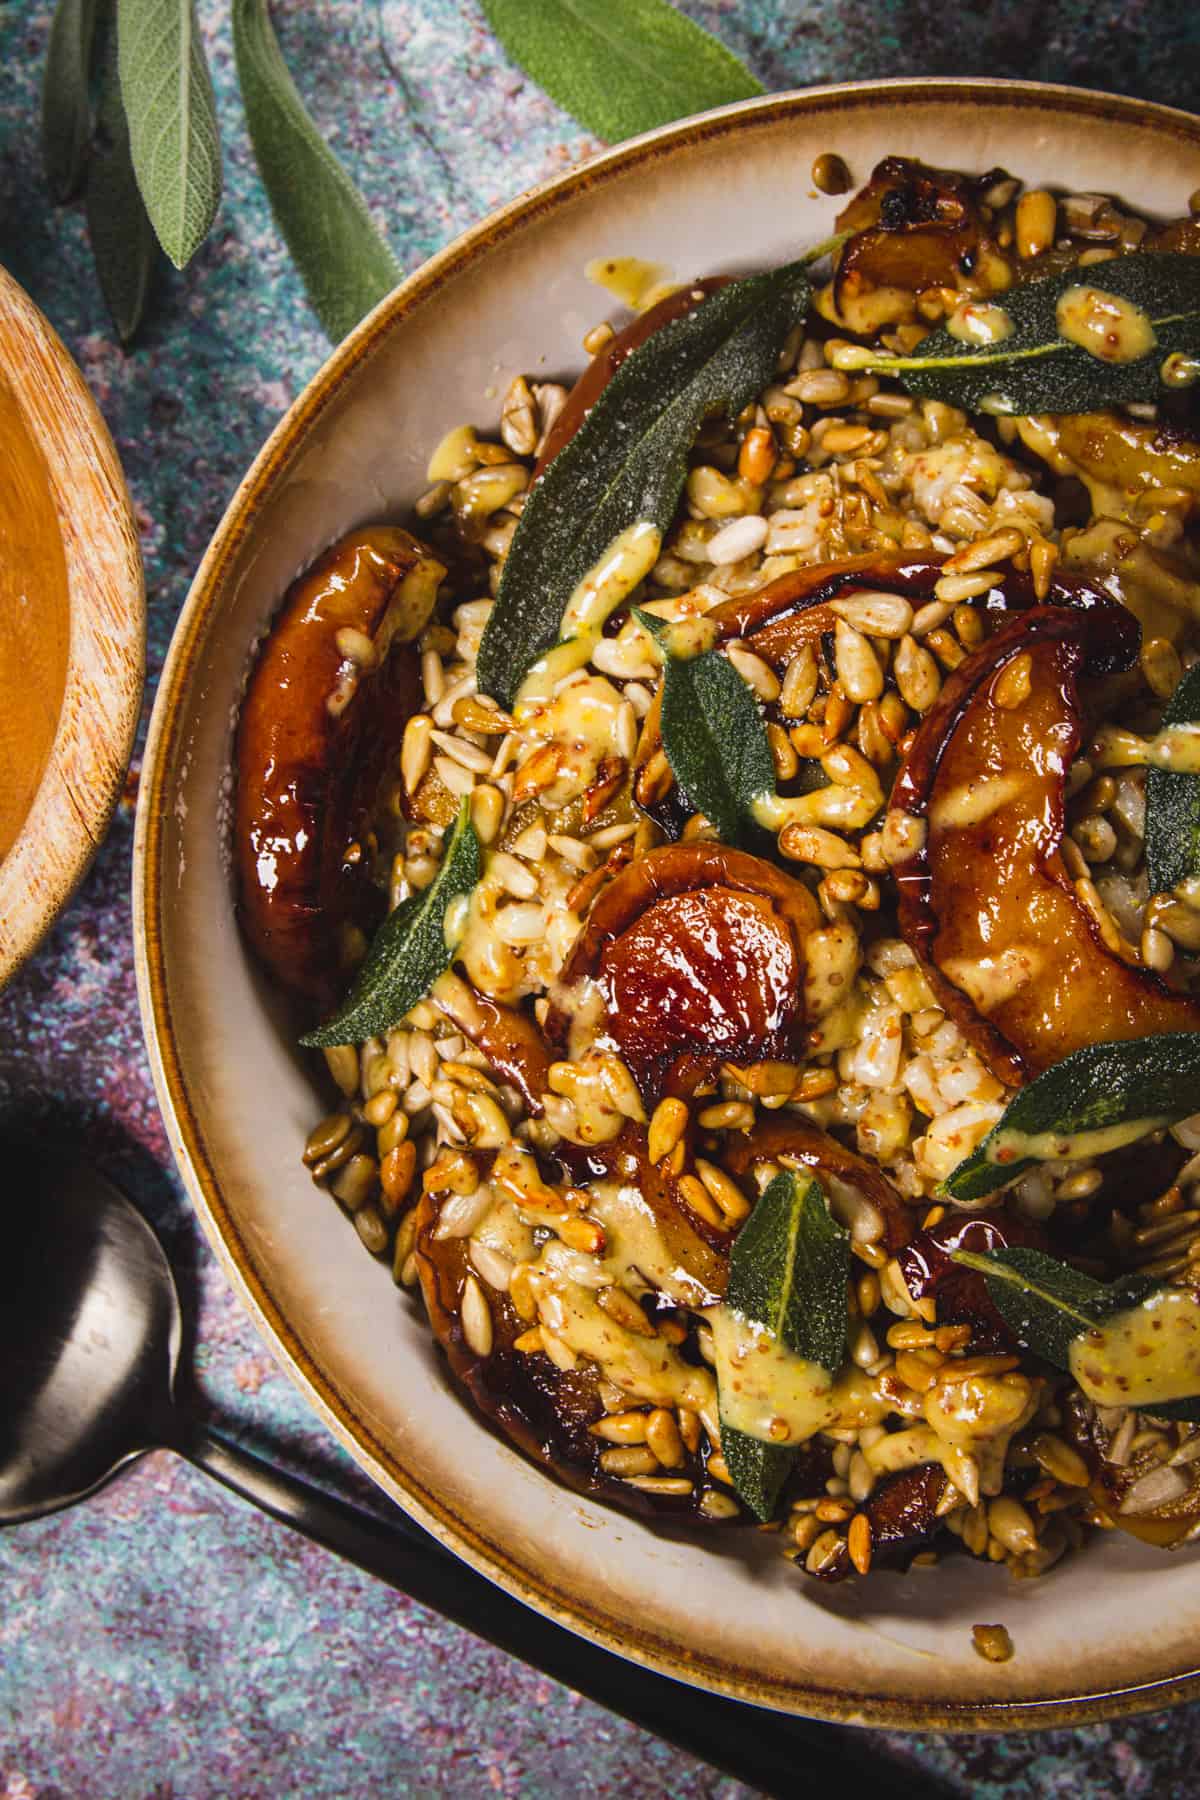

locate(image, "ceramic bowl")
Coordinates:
135 79 1200 1728
0 266 143 986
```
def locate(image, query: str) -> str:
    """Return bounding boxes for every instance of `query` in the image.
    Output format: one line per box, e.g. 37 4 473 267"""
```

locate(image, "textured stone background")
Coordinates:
3 1 1200 1794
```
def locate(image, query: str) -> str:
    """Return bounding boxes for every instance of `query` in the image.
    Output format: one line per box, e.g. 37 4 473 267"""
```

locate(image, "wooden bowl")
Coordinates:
0 265 144 985
136 81 1200 1728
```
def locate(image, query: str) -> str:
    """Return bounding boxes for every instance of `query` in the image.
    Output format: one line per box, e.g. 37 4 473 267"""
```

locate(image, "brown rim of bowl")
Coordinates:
0 266 144 987
135 78 1200 1731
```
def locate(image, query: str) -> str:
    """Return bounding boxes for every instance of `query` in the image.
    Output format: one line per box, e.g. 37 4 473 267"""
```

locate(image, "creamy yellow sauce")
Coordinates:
587 1180 720 1308
646 615 718 662
709 1306 888 1444
946 301 1013 347
985 1116 1170 1167
584 256 672 311
1069 1287 1200 1408
514 521 662 712
1056 285 1157 365
1091 722 1200 773
1146 724 1200 773
469 1174 722 1408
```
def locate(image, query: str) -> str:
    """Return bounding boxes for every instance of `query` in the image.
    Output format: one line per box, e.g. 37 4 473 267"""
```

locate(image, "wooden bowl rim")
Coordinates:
0 265 145 986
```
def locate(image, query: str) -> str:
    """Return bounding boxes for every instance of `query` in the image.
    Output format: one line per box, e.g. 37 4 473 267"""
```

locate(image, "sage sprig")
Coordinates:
232 0 402 343
834 255 1200 414
1146 663 1200 896
40 0 399 343
480 0 763 144
718 1169 850 1521
116 0 222 268
475 258 822 708
633 610 774 851
301 798 481 1049
941 1033 1200 1203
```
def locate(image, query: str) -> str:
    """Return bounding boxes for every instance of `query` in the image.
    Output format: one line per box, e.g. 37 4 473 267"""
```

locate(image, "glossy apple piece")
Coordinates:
1060 1388 1200 1550
551 843 820 1102
890 601 1200 1084
832 156 1012 314
414 1169 725 1520
234 527 444 1004
720 1115 914 1254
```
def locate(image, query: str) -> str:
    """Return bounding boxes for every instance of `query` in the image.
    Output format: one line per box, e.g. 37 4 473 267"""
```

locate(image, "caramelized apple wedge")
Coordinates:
235 526 444 1002
826 157 1013 333
414 1153 725 1518
720 1116 914 1254
549 842 820 1102
891 602 1200 1083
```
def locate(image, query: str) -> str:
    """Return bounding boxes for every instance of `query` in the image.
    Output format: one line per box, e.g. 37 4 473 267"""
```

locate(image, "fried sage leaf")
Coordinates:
475 259 818 708
839 254 1200 414
1146 662 1200 896
480 0 762 143
942 1033 1200 1203
232 0 402 343
633 609 774 851
951 1246 1149 1369
950 1246 1200 1421
302 798 480 1048
719 1168 850 1521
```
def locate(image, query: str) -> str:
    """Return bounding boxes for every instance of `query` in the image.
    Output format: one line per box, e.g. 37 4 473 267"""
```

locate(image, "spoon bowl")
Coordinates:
0 1148 178 1520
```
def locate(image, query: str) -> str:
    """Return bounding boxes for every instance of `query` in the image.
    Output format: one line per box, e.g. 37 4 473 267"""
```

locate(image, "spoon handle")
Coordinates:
181 1424 924 1799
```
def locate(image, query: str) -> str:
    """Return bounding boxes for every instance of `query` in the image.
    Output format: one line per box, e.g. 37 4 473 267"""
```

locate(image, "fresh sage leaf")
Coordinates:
302 798 481 1048
1146 662 1200 896
475 259 817 709
480 0 763 144
719 1168 850 1522
842 255 1200 415
117 0 222 269
633 609 774 851
949 1245 1200 1421
85 26 157 343
941 1032 1200 1203
41 0 101 201
232 0 402 344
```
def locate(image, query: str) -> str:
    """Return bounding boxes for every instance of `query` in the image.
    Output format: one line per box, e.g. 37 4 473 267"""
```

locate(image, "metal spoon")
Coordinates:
1 1148 931 1797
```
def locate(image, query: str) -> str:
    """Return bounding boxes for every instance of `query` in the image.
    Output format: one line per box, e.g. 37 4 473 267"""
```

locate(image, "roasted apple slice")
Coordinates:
414 1151 727 1518
1060 1389 1200 1550
235 526 444 1002
823 156 1013 335
891 602 1200 1084
719 1116 915 1254
549 842 820 1102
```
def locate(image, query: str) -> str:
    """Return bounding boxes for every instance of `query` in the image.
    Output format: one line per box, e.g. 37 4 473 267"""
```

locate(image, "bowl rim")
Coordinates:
0 265 144 986
135 76 1200 1731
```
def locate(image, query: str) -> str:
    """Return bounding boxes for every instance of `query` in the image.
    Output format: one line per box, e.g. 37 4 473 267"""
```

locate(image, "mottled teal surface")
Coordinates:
2 1 1200 1794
